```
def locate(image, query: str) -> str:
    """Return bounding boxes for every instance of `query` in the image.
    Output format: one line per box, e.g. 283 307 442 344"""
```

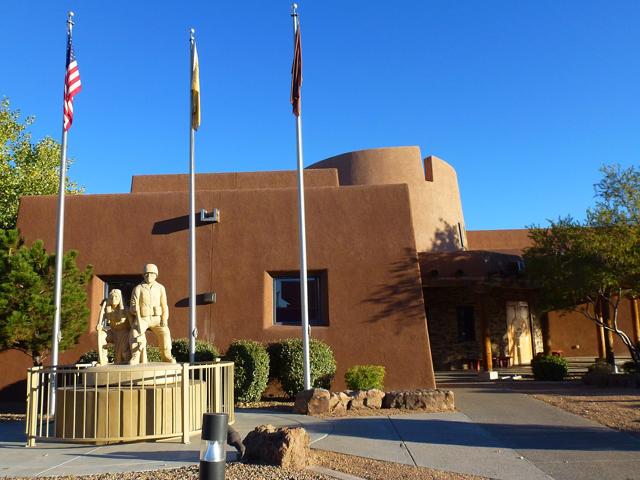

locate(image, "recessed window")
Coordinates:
99 275 141 309
272 273 327 326
456 306 475 342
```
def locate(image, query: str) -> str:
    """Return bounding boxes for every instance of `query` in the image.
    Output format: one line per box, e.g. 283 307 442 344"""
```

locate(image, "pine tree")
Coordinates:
0 229 92 365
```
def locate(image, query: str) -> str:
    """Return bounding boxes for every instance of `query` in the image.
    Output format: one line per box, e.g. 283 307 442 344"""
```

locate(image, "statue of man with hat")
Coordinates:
129 263 176 364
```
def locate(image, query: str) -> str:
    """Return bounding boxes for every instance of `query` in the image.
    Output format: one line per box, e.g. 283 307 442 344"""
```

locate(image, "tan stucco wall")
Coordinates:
1 181 435 401
467 229 532 255
131 169 339 193
308 147 466 253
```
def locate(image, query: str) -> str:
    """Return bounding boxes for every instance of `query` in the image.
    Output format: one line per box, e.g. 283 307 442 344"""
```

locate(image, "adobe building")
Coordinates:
1 145 638 401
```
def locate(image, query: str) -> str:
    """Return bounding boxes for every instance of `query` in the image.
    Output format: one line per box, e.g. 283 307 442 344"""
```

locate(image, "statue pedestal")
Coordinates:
54 363 206 443
82 362 182 387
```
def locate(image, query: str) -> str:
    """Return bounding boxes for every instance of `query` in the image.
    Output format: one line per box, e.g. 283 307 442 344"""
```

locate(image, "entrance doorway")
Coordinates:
506 301 533 365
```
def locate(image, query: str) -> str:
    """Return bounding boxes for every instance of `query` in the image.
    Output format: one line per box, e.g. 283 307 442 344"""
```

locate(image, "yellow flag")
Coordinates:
191 43 200 130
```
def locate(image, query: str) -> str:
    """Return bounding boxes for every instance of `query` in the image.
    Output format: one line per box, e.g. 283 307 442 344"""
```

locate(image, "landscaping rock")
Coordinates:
348 390 368 409
328 391 351 413
365 388 385 408
382 389 454 411
242 424 310 469
293 388 330 415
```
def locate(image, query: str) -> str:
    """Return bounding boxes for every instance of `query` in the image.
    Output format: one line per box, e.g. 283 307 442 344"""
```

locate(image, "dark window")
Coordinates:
273 273 327 326
456 306 475 342
99 275 142 309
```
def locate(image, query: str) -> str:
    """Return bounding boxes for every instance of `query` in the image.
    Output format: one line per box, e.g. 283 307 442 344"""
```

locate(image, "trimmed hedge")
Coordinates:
172 338 220 363
268 338 336 398
226 340 270 403
345 365 385 390
531 354 568 381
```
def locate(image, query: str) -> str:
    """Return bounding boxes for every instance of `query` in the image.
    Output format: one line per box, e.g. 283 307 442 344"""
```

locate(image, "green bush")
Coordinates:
622 361 639 374
226 340 269 403
583 360 615 386
531 354 568 381
345 365 385 390
77 346 111 364
268 338 336 398
172 338 220 363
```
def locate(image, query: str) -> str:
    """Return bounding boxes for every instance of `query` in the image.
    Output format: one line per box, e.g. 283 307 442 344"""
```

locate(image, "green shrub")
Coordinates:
226 340 269 403
172 338 220 363
622 361 639 374
583 360 615 386
77 347 111 364
344 365 385 390
268 338 336 398
531 354 568 381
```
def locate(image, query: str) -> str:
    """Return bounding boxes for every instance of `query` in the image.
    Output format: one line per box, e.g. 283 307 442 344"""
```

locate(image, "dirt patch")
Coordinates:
3 451 486 480
491 379 640 436
312 450 486 480
531 390 640 435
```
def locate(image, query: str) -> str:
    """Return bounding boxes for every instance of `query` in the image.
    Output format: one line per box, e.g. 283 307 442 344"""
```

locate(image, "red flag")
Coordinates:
63 36 82 131
290 26 302 117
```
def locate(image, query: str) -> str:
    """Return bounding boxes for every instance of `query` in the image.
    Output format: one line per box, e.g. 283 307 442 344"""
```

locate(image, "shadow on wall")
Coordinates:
431 219 462 252
363 248 425 332
0 380 27 411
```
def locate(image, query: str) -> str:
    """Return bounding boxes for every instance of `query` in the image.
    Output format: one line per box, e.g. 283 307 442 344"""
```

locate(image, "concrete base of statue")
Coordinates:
54 362 206 443
82 362 182 387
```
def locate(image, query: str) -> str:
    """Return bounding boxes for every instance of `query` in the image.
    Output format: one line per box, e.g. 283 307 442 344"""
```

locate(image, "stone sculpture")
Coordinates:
96 289 131 365
129 263 176 364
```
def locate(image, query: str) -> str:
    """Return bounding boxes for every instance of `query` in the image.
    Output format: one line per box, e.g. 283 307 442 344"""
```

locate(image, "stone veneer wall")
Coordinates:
424 287 526 370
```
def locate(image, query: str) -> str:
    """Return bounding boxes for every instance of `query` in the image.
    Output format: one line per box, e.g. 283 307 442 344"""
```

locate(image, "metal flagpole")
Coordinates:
50 11 75 416
188 28 197 363
291 3 311 390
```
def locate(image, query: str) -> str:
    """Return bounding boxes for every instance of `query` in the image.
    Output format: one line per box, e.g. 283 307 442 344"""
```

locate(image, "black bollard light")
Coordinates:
200 412 228 480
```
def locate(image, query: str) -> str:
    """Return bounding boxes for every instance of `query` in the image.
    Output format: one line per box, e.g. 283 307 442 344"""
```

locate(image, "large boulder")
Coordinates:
347 389 385 409
328 391 351 414
293 388 330 415
243 424 310 469
365 388 385 408
348 390 368 409
382 389 454 411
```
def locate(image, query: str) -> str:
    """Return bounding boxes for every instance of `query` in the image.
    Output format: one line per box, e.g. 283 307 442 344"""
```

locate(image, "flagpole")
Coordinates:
188 28 197 363
291 3 311 390
50 11 75 416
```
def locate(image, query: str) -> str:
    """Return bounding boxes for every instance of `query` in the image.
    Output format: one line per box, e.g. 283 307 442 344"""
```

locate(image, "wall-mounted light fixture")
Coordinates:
200 208 220 223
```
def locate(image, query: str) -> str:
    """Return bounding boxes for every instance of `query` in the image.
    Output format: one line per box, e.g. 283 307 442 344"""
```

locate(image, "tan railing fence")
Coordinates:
25 361 234 447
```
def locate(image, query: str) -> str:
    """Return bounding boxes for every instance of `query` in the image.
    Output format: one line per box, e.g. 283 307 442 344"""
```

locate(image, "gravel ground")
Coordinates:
312 450 487 480
2 450 488 480
497 379 640 436
531 390 640 435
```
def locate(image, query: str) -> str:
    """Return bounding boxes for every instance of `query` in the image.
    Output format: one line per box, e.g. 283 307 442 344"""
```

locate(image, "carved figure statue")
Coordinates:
96 289 131 365
129 264 176 364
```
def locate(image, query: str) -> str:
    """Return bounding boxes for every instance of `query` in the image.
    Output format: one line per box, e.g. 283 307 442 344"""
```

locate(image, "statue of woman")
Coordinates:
96 289 131 365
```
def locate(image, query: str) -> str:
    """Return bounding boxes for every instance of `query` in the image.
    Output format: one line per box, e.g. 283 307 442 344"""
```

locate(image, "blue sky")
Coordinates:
1 1 639 230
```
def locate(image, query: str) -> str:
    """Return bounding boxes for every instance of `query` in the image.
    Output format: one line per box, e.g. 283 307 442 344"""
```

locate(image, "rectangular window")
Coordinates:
99 275 141 309
456 305 475 342
272 273 327 326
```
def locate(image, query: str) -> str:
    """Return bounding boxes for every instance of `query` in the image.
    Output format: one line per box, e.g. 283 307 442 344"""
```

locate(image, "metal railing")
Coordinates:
25 361 234 447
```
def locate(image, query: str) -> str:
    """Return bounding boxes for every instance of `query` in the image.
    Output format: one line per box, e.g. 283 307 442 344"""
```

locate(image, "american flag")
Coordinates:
63 36 81 131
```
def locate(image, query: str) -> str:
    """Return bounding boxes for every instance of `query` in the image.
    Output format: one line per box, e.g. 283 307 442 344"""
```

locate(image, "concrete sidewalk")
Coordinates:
448 382 640 480
0 410 330 478
1 383 639 479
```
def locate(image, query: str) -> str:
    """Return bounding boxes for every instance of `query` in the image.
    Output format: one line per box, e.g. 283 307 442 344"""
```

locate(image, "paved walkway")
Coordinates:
1 377 639 479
